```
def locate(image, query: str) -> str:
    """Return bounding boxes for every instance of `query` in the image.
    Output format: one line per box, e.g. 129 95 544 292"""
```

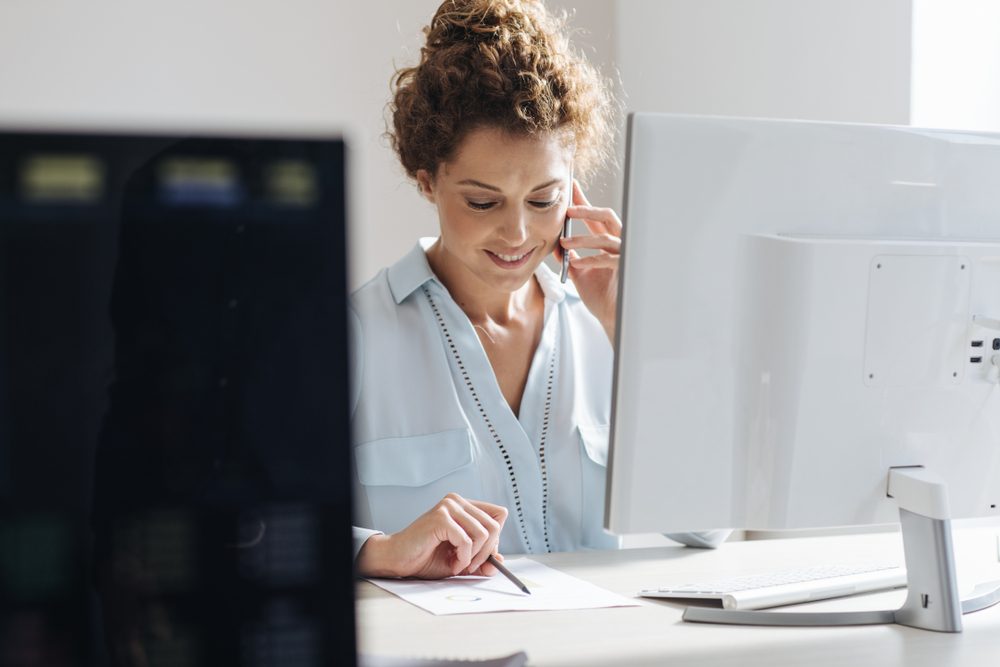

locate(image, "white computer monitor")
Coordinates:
606 113 1000 631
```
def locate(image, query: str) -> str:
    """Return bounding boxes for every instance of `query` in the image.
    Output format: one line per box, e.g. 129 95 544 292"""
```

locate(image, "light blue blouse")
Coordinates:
349 239 727 558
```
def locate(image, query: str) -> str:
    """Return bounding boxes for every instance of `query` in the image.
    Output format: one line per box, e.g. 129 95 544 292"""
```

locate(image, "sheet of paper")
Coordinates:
367 558 640 615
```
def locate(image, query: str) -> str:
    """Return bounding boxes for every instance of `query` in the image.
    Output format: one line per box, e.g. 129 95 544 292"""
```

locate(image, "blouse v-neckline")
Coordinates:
421 280 559 553
442 280 557 430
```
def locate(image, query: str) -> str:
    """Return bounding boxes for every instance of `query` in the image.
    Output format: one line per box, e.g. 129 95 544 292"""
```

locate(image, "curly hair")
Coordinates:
389 0 614 184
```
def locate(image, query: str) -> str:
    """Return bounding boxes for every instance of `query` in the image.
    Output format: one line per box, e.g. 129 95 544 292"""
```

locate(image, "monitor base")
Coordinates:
683 468 1000 632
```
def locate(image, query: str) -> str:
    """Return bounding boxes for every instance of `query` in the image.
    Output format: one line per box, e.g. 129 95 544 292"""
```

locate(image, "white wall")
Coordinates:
616 0 912 123
911 0 1000 131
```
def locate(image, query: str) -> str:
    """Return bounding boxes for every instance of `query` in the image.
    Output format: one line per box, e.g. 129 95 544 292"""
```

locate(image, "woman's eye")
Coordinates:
528 199 559 209
467 200 496 211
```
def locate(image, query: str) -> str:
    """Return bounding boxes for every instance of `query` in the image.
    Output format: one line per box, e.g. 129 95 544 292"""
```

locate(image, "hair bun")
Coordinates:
389 0 615 183
429 0 535 43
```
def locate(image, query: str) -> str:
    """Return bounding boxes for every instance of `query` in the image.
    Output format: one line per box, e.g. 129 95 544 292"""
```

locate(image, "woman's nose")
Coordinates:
498 210 529 246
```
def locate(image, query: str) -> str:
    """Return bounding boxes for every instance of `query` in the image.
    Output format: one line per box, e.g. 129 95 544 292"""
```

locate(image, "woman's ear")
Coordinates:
415 169 436 204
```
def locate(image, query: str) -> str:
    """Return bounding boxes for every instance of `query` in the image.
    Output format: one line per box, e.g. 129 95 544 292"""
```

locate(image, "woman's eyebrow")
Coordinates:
457 179 501 192
530 178 562 192
456 178 563 192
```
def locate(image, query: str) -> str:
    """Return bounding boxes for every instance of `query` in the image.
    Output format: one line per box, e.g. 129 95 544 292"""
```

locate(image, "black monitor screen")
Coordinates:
0 132 355 666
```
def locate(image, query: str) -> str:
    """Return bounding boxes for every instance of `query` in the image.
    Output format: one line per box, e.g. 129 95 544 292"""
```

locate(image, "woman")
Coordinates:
351 0 726 580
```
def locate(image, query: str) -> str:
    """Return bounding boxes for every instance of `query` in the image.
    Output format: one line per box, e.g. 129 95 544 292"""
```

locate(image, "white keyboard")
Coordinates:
640 563 907 610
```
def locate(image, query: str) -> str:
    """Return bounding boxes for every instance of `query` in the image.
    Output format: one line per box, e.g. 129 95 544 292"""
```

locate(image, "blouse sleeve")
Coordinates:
348 305 363 419
349 304 383 561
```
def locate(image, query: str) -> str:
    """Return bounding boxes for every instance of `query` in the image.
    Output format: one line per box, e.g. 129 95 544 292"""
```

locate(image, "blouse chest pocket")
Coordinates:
355 428 481 535
578 423 618 549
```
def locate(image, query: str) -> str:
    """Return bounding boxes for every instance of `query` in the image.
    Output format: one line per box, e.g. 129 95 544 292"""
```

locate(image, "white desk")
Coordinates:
356 527 1000 666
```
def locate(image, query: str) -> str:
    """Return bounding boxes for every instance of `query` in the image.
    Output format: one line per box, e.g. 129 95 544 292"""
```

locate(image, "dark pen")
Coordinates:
487 554 531 595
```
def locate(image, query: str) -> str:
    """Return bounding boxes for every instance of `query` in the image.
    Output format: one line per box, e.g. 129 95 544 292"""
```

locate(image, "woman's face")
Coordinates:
417 126 574 295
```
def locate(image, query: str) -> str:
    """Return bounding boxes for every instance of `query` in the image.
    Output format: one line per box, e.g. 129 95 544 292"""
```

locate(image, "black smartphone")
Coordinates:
560 215 571 283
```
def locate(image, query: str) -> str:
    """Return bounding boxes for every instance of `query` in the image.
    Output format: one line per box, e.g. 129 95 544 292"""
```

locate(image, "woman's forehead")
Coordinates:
442 127 574 185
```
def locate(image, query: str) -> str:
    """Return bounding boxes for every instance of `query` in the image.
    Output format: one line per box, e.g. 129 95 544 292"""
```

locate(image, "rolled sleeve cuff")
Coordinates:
353 526 383 561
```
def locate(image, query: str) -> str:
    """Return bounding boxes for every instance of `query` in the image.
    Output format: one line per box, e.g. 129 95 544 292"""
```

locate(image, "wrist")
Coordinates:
356 533 401 578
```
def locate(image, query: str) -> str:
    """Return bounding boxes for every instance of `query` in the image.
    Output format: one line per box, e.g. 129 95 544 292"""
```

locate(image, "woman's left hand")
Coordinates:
557 181 622 344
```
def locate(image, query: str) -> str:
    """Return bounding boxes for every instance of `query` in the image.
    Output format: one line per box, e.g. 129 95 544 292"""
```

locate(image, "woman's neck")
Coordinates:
425 241 542 327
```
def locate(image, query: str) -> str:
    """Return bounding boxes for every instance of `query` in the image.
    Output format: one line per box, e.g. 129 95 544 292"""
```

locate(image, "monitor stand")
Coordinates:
683 467 1000 632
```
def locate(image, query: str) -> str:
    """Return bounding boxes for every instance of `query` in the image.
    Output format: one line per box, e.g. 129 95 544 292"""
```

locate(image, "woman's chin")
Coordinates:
479 264 538 292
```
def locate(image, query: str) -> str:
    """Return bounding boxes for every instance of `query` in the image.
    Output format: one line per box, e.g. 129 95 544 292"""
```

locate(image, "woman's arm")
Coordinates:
349 308 509 579
355 494 508 579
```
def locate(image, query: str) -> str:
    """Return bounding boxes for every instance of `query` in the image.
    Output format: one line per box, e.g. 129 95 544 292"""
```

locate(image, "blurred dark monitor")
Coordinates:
0 130 355 666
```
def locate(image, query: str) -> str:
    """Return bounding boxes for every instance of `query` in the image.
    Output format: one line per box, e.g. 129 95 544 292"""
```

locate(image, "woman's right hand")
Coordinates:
356 493 508 579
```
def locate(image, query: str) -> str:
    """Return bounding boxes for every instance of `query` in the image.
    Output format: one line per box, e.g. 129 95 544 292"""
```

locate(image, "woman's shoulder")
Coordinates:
350 240 436 320
349 268 393 313
349 269 422 349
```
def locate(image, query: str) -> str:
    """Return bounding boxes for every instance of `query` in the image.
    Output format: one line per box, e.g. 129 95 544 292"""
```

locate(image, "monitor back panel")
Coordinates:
607 114 1000 534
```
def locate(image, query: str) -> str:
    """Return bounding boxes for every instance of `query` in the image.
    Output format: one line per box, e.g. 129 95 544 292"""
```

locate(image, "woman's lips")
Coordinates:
485 247 535 269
